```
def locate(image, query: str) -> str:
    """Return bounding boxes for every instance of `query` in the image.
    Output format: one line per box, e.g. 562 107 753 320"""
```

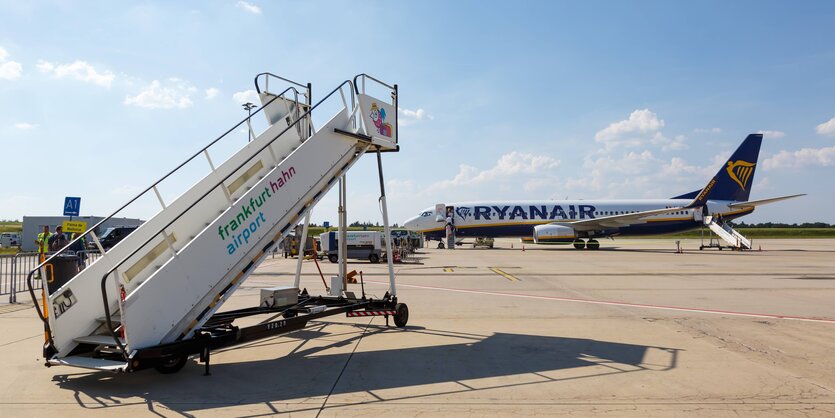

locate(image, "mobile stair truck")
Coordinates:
27 73 408 374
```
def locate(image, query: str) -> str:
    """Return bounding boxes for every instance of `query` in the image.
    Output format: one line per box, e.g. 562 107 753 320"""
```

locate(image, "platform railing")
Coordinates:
26 83 307 345
98 79 359 360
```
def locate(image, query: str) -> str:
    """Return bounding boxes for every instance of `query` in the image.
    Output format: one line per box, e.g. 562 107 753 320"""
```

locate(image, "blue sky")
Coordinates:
1 1 834 225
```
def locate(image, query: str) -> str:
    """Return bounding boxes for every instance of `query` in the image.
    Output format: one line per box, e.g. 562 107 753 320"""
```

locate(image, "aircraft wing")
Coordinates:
727 194 806 209
550 206 690 232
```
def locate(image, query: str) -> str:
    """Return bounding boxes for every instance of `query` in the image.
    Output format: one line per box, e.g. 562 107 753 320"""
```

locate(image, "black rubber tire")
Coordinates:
587 239 600 250
328 254 338 263
393 303 409 327
155 356 188 374
437 242 445 249
573 239 585 250
369 253 380 263
489 244 493 249
283 310 297 318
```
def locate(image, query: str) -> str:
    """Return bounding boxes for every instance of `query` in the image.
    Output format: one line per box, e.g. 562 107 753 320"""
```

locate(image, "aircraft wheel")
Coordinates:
155 355 188 374
572 239 585 250
587 239 600 250
328 254 338 263
437 242 445 249
393 303 409 328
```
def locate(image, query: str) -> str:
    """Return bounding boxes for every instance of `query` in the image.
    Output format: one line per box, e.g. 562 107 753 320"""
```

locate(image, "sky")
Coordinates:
1 1 834 226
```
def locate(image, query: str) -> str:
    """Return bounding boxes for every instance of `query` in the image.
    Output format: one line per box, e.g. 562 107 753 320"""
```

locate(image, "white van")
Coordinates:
319 231 383 263
0 232 21 248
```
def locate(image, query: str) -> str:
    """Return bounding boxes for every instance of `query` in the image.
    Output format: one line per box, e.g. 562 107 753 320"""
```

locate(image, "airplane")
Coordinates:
403 134 805 250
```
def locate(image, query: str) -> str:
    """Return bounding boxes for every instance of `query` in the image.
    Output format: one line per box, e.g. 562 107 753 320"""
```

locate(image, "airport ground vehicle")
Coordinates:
96 226 138 250
320 230 382 263
27 73 407 374
473 237 494 248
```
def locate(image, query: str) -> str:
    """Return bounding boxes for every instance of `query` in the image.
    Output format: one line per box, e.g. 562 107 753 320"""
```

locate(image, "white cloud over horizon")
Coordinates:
36 59 115 88
124 78 196 109
232 89 259 104
817 117 835 136
236 1 261 14
13 122 38 130
763 145 835 169
205 87 220 99
0 46 23 80
757 130 786 139
398 107 433 126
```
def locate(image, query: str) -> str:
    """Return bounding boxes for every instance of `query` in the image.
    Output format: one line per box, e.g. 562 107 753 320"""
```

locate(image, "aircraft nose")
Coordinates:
403 215 420 231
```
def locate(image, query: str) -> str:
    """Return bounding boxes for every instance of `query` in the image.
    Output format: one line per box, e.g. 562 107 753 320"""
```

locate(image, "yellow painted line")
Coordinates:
443 267 454 273
489 267 520 282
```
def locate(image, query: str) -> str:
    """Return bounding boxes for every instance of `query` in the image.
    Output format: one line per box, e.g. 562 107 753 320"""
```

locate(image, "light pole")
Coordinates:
242 102 257 142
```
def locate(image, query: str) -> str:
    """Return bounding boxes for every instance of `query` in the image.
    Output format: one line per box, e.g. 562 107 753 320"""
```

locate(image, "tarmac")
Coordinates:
1 238 834 417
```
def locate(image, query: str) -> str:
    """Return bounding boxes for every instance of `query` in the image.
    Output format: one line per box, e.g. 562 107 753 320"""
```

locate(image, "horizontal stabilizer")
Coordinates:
727 194 806 208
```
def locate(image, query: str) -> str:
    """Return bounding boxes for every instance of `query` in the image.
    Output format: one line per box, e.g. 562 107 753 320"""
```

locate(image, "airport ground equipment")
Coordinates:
27 73 408 374
320 231 383 263
700 216 751 250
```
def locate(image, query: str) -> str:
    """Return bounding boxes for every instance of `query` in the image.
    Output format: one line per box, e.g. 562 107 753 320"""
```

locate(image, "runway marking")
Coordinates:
489 267 520 282
374 281 835 324
443 268 454 273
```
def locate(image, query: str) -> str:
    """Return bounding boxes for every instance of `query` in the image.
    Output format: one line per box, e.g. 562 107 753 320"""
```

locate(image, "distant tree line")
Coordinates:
735 221 834 228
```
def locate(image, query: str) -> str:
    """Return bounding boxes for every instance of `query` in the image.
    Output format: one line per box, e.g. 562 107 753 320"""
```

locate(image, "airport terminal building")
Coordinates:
21 216 143 252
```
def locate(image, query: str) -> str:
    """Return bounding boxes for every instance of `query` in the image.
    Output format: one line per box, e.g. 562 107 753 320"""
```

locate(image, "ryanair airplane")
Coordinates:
403 134 804 249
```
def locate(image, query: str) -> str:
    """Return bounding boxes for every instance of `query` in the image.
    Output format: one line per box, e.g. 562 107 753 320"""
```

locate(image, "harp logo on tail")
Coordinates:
726 160 756 190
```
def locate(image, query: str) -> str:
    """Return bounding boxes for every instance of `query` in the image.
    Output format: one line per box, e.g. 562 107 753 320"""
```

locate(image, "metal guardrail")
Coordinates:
3 251 101 303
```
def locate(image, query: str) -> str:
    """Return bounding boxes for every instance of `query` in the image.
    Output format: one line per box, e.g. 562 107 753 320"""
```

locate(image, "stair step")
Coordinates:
74 335 125 346
95 315 122 324
48 356 127 372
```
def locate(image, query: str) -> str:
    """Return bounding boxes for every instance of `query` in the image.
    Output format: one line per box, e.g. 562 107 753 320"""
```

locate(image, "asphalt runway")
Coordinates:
1 238 834 416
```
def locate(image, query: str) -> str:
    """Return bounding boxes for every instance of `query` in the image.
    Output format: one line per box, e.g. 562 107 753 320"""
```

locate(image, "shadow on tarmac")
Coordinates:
51 323 680 416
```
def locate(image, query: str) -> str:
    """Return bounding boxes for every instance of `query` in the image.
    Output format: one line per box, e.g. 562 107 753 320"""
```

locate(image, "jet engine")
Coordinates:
532 224 577 244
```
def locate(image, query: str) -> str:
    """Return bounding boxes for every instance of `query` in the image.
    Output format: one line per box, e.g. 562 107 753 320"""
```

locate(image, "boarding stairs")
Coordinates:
703 215 751 250
28 73 400 371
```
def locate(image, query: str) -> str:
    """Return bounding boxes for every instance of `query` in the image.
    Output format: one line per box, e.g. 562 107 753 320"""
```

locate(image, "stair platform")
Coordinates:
73 335 125 346
48 356 127 372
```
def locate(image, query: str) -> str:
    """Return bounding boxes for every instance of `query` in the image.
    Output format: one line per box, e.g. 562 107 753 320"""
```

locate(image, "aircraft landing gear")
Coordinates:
586 239 600 250
572 239 585 250
437 242 445 249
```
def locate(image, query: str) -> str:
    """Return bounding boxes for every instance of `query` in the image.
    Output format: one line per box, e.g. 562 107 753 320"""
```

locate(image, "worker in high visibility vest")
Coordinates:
35 225 51 255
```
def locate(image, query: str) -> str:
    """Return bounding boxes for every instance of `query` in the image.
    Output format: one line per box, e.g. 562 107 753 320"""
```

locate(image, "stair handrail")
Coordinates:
99 79 358 360
26 85 303 345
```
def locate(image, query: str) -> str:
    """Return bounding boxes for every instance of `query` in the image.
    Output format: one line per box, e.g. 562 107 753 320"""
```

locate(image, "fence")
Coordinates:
0 251 102 303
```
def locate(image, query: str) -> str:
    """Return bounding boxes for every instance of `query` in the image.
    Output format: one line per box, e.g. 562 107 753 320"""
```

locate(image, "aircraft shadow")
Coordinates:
52 324 679 416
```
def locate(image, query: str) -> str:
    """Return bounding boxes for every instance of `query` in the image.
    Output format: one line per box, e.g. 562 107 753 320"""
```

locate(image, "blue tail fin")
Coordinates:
691 134 762 205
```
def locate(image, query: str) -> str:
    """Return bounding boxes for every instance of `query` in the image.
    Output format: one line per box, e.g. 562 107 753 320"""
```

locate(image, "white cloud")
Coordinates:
124 78 196 109
430 151 560 193
694 127 722 134
14 122 38 130
762 145 835 169
36 59 115 88
205 87 220 100
232 89 259 104
236 1 261 14
816 117 835 136
595 109 665 143
398 107 433 126
757 130 785 139
0 46 22 81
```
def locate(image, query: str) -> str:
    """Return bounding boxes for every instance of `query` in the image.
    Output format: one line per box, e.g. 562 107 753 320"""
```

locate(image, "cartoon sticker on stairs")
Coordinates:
369 102 392 137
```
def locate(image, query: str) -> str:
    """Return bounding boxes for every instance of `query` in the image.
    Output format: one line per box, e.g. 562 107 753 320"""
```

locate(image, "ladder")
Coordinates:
703 216 751 250
27 73 401 371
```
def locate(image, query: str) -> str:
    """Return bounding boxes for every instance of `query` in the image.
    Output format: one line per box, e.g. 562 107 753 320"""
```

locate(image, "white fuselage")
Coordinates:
403 199 750 239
